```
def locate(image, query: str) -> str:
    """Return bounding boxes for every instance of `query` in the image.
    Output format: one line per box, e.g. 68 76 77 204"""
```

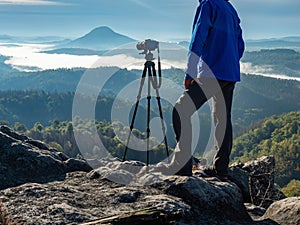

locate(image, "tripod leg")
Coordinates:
155 89 170 159
122 66 147 162
146 66 152 166
151 64 170 160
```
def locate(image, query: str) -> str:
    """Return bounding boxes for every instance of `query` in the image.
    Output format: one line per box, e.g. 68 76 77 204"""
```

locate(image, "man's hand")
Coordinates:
184 77 193 89
184 77 203 89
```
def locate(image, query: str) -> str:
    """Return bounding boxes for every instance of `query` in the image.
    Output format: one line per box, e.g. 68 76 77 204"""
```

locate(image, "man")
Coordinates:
172 0 244 180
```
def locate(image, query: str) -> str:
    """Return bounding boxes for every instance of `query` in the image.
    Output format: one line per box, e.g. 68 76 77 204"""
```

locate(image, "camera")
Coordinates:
136 39 159 52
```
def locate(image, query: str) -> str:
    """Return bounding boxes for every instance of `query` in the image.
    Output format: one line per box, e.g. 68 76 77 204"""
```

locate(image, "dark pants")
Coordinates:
172 77 235 176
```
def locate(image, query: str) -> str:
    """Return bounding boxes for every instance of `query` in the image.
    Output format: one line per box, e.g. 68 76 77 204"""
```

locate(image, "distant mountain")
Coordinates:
178 41 189 49
42 48 106 56
0 35 18 42
247 36 300 43
177 37 300 51
280 36 300 42
63 26 136 50
246 36 300 50
0 34 69 44
29 36 68 43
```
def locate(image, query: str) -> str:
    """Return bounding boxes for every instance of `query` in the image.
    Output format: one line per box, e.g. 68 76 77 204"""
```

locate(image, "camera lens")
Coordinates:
136 41 146 51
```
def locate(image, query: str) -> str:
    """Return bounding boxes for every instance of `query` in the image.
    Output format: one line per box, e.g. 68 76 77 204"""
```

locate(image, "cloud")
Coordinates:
127 0 165 15
0 0 66 5
240 62 300 81
128 0 152 10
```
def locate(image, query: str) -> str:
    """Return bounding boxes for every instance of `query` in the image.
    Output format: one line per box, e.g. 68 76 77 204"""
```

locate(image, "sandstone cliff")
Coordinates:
0 126 298 225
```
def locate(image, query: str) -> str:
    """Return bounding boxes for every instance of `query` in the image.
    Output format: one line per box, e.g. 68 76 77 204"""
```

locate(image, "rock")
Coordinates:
261 197 300 225
0 125 28 141
0 126 92 190
79 207 183 225
0 127 292 224
155 175 252 224
242 156 286 208
228 166 251 203
0 172 190 225
65 158 93 173
245 203 267 220
0 169 280 225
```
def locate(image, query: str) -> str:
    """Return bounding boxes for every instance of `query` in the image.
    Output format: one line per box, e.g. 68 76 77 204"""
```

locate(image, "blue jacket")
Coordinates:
186 0 245 82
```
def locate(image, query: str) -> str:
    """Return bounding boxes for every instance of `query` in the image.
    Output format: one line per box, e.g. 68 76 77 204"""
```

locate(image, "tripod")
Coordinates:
122 49 169 165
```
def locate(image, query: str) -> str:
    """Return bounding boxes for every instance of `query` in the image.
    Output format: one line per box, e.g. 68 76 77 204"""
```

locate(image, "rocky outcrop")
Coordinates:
261 197 300 225
0 126 92 190
243 156 286 208
1 170 279 225
229 156 286 209
0 126 294 225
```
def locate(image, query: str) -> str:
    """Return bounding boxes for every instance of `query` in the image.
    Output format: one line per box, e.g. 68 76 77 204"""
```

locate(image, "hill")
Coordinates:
0 69 299 153
42 48 106 56
62 26 136 50
245 37 300 50
178 37 300 51
0 34 68 44
0 55 16 73
241 49 300 78
231 111 300 187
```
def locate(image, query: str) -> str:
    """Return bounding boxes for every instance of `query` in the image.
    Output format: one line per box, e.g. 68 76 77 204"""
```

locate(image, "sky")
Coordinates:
0 0 299 41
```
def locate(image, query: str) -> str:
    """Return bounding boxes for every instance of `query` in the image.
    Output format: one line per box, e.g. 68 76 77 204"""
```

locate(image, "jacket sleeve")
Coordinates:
186 0 212 79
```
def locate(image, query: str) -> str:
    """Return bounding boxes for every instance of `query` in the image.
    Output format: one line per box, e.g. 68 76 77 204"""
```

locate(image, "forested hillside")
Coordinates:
242 49 300 77
0 50 299 178
0 65 299 159
242 49 300 70
0 91 114 126
232 111 300 187
233 74 299 133
1 71 299 133
3 119 169 165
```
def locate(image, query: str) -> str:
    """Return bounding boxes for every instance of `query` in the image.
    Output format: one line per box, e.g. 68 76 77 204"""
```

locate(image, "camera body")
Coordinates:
136 39 159 52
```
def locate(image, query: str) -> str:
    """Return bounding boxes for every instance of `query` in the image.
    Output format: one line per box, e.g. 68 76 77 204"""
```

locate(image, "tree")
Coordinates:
12 122 27 133
281 180 300 197
232 111 300 187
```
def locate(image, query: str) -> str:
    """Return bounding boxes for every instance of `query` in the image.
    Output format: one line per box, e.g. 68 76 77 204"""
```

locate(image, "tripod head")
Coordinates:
144 51 155 61
136 39 159 61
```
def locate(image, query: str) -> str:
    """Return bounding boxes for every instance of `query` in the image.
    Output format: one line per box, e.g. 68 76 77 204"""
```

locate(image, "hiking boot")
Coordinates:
201 167 217 177
175 171 193 176
216 174 230 182
200 167 230 182
174 158 193 176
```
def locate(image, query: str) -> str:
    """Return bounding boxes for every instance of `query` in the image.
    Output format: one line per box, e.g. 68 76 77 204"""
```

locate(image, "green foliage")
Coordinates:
281 180 300 197
0 59 299 164
0 120 9 126
12 122 27 133
0 67 134 93
16 119 170 164
0 90 129 128
0 65 299 136
48 142 64 152
232 111 300 187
